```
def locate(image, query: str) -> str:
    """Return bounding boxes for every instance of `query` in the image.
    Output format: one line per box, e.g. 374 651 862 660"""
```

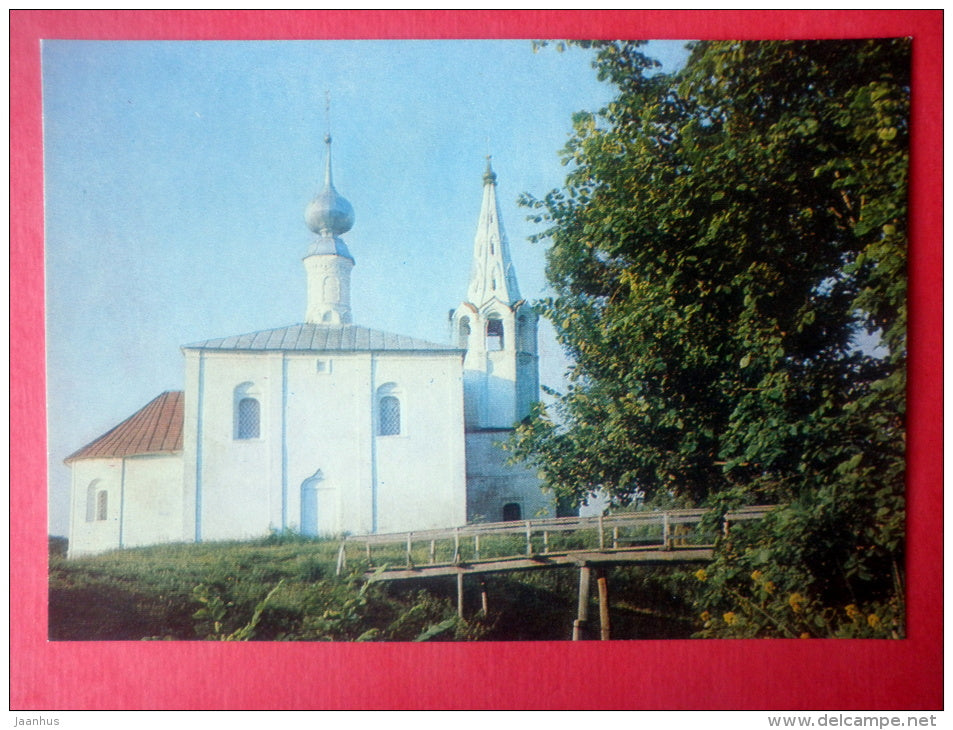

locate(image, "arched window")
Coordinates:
85 480 101 522
323 275 341 303
458 317 471 349
379 396 400 436
234 382 261 440
486 316 504 351
518 314 533 352
237 398 260 439
502 502 522 521
96 490 108 521
377 383 401 436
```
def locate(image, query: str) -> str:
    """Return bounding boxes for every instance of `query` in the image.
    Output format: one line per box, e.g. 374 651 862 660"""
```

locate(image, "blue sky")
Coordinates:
43 39 691 535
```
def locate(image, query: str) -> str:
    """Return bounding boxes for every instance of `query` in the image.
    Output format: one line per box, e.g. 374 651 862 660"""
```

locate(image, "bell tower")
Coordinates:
303 134 355 325
450 158 539 430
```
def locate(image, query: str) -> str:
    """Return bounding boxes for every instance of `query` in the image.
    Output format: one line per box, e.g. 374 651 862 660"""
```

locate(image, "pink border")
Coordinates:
11 10 942 710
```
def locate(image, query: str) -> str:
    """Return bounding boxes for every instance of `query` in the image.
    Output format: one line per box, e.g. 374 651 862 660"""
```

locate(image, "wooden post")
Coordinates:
453 528 460 564
335 543 347 576
525 521 533 556
543 530 550 554
406 533 413 567
429 539 436 565
480 579 489 615
457 572 465 618
365 541 371 565
596 568 611 641
612 526 619 549
572 565 591 641
475 534 481 561
663 513 671 550
598 514 605 550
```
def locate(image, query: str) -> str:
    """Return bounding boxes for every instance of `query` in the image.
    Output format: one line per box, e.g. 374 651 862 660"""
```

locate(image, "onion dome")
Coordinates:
305 135 355 256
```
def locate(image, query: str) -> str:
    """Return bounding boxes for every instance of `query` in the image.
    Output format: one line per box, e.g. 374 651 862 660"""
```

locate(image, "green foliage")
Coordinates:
414 616 460 642
49 539 700 641
192 580 285 640
513 40 909 637
49 540 496 641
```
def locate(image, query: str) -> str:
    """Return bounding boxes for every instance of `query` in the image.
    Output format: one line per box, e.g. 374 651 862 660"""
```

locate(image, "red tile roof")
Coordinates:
65 391 184 463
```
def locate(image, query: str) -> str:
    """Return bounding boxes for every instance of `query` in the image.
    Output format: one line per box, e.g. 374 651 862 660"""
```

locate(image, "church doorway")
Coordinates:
300 471 337 537
502 502 522 521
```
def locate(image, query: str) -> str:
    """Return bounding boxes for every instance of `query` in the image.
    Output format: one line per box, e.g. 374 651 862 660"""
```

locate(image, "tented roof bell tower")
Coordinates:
466 157 521 307
451 158 539 429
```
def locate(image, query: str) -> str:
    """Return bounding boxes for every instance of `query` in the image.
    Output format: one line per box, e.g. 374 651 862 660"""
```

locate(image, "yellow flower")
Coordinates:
867 614 881 629
788 592 806 613
764 581 776 594
845 604 861 621
695 568 708 582
722 611 737 625
700 611 710 622
750 570 763 583
800 632 811 639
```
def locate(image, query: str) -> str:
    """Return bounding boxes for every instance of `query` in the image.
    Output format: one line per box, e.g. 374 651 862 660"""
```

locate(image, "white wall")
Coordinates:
465 430 553 523
121 454 184 548
185 350 281 542
373 353 467 533
68 453 183 557
68 457 122 557
184 347 468 541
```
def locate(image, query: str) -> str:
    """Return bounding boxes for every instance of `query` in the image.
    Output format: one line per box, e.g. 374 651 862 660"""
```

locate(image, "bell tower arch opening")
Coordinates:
486 315 504 351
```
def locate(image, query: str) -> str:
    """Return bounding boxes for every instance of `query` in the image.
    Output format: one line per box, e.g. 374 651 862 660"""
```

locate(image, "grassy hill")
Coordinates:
49 534 699 641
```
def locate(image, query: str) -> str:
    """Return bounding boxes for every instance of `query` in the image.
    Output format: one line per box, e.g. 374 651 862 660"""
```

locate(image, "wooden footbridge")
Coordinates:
336 506 773 640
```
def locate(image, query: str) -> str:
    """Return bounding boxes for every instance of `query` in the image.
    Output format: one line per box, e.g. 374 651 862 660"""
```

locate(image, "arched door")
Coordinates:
301 482 319 537
300 470 337 537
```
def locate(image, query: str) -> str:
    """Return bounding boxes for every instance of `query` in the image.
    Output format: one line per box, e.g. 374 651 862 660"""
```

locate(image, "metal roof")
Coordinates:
65 391 184 463
183 323 462 353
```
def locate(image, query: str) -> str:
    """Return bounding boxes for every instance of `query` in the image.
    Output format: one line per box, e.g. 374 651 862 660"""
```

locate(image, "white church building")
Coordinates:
64 137 554 557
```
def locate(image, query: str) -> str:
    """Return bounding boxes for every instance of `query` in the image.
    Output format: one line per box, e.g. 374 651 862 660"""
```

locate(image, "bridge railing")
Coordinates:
335 505 774 575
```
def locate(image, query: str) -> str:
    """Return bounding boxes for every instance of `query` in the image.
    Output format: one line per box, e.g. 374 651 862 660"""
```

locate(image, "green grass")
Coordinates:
49 535 700 641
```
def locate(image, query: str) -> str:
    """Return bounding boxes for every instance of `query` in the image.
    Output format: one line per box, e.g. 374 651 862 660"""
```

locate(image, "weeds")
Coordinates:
192 580 285 640
50 539 695 641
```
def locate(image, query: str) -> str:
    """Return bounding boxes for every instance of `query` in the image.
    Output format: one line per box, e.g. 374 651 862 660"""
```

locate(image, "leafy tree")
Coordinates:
512 40 909 637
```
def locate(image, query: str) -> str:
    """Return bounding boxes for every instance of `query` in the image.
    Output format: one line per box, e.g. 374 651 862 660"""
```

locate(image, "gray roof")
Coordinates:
183 323 462 354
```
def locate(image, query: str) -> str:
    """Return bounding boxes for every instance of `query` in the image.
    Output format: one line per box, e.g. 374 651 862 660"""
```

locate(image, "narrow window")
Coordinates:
502 502 521 521
518 314 532 352
96 490 108 521
486 317 504 351
85 481 100 522
234 382 262 440
379 395 401 436
237 397 260 439
323 275 341 303
458 317 471 349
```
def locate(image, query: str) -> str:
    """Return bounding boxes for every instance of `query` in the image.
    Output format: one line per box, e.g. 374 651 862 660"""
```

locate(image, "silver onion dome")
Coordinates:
306 134 355 238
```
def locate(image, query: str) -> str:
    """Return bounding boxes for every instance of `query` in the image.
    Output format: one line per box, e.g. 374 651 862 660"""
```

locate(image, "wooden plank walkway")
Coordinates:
363 546 716 581
336 505 772 580
335 505 773 640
